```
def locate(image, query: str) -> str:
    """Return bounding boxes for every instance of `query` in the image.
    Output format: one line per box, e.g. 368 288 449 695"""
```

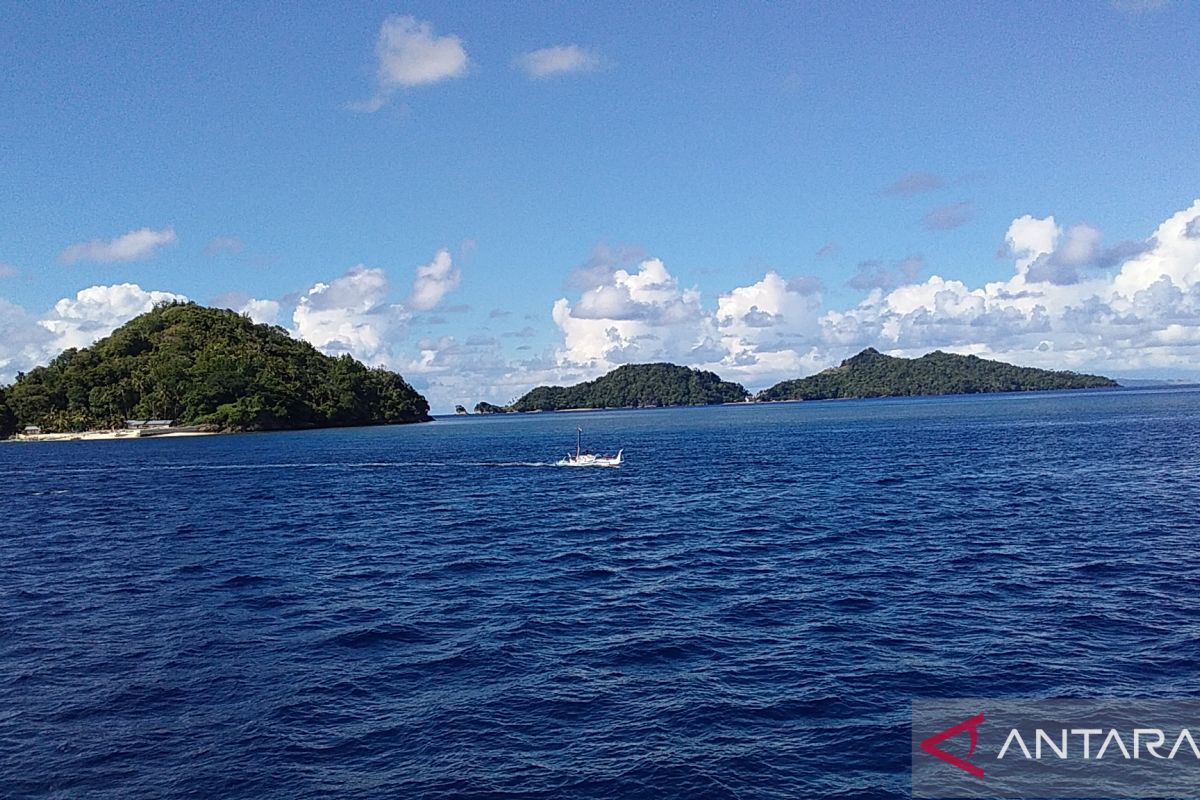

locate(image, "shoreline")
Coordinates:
11 428 218 443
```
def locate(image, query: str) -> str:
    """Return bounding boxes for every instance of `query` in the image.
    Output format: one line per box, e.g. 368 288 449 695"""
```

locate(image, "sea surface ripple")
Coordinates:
2 388 1199 798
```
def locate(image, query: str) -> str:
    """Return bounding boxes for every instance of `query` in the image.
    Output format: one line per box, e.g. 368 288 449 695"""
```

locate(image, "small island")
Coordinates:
0 302 431 439
507 363 749 412
756 348 1118 402
473 401 510 415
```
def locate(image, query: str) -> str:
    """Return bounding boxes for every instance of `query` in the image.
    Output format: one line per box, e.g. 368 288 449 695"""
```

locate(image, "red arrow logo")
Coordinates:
920 712 986 779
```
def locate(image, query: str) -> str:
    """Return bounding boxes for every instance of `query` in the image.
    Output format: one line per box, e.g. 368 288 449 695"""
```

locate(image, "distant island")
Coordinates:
473 401 509 414
756 348 1118 401
507 363 749 412
0 302 431 438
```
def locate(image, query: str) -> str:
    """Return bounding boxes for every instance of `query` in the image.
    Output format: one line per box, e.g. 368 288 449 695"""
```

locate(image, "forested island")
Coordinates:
756 348 1117 401
507 363 749 412
473 402 509 414
0 302 431 437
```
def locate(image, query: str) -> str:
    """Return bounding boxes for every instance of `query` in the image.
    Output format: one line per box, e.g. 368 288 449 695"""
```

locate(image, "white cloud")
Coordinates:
59 227 177 264
355 15 468 111
822 199 1200 373
0 299 56 382
7 200 1200 409
292 265 408 363
538 198 1200 392
40 283 189 351
0 282 190 383
239 299 281 326
409 248 461 311
552 258 719 372
1006 214 1060 275
516 45 601 78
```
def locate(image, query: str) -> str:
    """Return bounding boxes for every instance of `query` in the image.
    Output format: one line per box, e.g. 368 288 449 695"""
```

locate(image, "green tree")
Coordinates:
0 387 16 439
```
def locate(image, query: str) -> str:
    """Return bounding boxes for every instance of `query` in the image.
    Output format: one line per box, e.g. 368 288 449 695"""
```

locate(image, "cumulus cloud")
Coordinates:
0 299 57 382
409 248 461 311
355 15 468 111
293 266 408 362
1012 220 1155 286
567 242 646 290
213 292 282 325
824 199 1200 373
41 283 189 351
516 45 602 78
238 299 281 325
0 283 187 381
59 227 177 264
553 258 718 369
923 202 974 230
536 198 1200 394
882 172 945 196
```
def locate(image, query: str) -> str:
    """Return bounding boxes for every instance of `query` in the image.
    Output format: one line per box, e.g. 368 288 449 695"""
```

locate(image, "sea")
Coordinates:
2 387 1198 799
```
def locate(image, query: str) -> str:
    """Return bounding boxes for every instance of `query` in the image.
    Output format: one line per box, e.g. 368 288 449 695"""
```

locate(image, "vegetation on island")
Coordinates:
473 401 510 414
756 348 1118 401
1 302 431 436
509 363 749 412
0 387 15 439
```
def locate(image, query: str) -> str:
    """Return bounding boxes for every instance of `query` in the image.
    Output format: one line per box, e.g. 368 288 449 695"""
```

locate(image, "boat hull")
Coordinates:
556 449 623 467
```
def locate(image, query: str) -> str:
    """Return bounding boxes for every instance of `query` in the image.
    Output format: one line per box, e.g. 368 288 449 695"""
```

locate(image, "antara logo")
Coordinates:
920 712 986 779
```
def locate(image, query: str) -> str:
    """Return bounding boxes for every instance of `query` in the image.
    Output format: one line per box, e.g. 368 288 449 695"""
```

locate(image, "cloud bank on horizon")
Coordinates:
2 200 1198 410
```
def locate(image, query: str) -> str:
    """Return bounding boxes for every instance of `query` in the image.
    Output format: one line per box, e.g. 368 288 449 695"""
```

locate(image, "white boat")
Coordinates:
557 427 623 467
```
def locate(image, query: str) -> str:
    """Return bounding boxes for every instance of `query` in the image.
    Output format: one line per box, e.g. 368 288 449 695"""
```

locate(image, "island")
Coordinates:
756 348 1118 401
508 363 749 412
473 401 510 415
0 301 431 438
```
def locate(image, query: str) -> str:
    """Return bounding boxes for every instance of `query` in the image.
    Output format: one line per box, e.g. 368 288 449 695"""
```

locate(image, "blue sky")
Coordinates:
2 2 1199 410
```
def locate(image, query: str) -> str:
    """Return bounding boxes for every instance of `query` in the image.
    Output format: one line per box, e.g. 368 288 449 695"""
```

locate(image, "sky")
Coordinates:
2 1 1199 412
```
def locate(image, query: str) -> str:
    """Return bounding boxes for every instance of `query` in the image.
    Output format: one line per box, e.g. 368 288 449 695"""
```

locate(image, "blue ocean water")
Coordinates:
2 388 1199 799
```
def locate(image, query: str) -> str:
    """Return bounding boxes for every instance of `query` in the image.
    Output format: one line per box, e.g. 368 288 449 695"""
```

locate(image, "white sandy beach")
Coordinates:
12 429 217 443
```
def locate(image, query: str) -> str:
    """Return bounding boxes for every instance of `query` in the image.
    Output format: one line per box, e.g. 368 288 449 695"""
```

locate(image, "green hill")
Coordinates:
509 363 748 412
473 401 510 414
2 301 431 435
757 348 1118 401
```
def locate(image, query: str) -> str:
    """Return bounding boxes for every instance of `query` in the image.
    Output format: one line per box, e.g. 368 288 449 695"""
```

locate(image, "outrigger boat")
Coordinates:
558 427 623 467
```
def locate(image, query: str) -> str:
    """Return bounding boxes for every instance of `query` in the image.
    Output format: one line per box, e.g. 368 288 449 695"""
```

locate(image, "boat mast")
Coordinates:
576 427 582 459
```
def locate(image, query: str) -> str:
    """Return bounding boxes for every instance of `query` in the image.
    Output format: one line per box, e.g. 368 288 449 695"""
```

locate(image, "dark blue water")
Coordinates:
3 389 1199 799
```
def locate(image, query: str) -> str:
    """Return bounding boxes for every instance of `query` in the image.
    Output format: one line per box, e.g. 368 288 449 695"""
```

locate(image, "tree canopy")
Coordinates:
757 348 1118 401
0 387 15 439
509 363 748 411
2 302 431 435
